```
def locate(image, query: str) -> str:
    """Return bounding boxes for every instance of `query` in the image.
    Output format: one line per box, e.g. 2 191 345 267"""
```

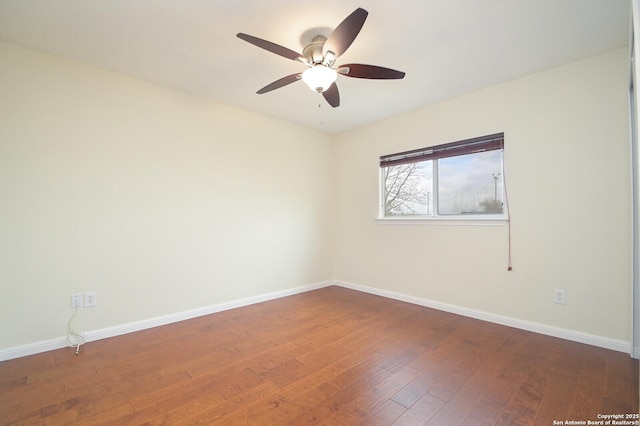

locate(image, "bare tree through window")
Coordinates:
383 161 432 216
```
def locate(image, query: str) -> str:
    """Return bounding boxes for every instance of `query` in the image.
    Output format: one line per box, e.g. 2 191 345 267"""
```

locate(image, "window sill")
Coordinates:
376 216 508 226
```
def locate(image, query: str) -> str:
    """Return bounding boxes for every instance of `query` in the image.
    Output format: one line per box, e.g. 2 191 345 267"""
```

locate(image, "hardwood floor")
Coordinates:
1 286 637 425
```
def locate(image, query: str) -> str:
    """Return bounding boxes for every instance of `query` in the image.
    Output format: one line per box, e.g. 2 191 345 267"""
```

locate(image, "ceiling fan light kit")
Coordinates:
236 7 405 108
301 66 337 93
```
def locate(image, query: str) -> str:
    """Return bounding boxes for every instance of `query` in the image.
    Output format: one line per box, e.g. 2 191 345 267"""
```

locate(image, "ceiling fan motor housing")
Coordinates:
303 35 329 65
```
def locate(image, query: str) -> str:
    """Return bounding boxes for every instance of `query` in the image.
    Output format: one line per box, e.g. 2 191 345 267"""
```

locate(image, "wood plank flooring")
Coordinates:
0 286 637 425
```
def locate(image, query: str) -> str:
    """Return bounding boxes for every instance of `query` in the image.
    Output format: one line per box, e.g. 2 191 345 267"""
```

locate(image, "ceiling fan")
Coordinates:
236 7 405 108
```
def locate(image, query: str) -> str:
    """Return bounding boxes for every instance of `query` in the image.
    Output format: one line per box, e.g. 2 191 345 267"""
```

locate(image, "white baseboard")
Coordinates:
1 279 631 361
333 280 632 355
0 337 74 362
0 280 333 362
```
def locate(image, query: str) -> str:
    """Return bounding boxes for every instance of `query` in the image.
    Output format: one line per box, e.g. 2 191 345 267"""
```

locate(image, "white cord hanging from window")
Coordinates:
502 149 513 271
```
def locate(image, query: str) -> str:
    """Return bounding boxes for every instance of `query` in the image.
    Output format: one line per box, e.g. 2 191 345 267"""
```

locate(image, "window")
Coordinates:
380 133 506 220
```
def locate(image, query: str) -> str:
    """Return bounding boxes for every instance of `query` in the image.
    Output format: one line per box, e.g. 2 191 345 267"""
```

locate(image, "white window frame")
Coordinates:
378 133 508 225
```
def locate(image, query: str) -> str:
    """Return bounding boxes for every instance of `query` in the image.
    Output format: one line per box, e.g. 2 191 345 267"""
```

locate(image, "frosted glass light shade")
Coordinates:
301 65 337 93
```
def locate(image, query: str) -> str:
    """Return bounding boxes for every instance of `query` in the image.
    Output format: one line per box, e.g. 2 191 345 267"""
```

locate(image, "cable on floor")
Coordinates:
67 307 86 355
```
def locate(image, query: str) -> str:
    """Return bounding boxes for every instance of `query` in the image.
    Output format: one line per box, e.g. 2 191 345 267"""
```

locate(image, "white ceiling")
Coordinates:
0 0 630 135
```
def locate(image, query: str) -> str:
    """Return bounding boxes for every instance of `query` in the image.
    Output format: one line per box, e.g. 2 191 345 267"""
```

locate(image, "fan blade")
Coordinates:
237 33 303 62
323 83 340 108
323 8 368 59
338 63 405 80
257 73 301 94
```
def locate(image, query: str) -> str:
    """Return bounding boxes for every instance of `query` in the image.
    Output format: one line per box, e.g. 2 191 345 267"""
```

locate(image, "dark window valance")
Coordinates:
379 133 504 168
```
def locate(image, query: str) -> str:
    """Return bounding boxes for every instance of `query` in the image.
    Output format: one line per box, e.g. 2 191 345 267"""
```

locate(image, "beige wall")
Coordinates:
0 41 631 353
0 42 334 349
333 48 631 342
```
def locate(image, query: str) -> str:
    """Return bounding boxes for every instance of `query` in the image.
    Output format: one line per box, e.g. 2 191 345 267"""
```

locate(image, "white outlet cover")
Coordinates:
71 293 83 308
84 291 96 307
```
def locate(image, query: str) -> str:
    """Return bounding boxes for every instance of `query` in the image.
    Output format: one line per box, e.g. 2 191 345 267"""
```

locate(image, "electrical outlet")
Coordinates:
71 293 83 308
84 291 96 307
554 289 566 305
